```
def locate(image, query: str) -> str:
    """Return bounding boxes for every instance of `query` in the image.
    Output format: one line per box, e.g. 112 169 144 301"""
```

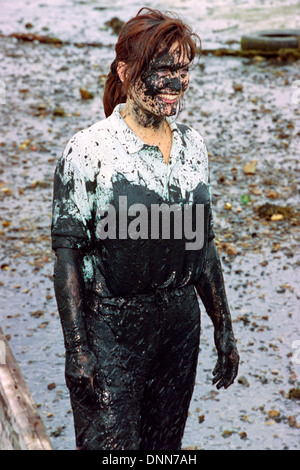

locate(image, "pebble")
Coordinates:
238 376 249 387
233 83 243 92
288 416 296 428
79 87 94 100
225 243 238 256
222 430 233 438
243 161 257 175
52 106 65 117
270 213 283 221
47 382 56 390
268 409 280 418
265 419 276 426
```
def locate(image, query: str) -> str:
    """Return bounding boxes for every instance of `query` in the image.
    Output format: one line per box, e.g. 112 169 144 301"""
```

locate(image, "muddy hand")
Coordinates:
65 347 99 405
212 333 239 389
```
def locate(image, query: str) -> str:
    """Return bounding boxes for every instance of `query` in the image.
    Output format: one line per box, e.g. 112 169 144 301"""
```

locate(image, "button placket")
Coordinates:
165 131 180 202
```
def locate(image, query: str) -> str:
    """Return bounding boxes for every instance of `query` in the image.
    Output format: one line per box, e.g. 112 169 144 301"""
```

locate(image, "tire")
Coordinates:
241 29 300 51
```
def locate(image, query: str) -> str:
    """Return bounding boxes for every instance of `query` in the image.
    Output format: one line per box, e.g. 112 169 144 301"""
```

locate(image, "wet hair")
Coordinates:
103 7 201 117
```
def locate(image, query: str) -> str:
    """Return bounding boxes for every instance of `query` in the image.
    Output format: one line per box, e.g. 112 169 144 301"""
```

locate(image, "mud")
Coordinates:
0 1 299 450
136 49 190 123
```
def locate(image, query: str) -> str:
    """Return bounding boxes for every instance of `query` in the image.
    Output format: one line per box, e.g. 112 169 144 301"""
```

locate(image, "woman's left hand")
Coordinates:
212 328 240 390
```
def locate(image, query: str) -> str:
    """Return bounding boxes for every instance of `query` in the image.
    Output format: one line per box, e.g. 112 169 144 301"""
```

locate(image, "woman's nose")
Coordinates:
164 76 183 92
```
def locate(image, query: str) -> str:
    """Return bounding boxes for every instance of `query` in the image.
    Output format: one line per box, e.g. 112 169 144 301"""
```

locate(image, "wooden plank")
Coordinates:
0 327 53 450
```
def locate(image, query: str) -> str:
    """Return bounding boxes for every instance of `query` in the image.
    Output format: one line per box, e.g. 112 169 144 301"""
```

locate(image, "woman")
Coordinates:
51 7 239 451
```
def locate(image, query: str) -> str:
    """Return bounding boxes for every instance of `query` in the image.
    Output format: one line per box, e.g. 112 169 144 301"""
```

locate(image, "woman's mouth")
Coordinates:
158 93 180 104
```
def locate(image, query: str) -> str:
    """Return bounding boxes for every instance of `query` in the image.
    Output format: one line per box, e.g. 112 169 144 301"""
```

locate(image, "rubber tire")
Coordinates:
241 29 300 51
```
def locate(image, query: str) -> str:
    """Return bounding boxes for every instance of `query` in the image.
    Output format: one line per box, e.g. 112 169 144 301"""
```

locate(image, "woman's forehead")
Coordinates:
150 44 190 68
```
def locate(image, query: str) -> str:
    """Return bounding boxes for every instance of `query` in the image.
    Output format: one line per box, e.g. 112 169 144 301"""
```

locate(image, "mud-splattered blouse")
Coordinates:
51 104 215 298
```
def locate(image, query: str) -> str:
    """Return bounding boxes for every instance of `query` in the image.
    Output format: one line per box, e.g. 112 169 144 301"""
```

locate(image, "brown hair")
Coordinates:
103 7 201 117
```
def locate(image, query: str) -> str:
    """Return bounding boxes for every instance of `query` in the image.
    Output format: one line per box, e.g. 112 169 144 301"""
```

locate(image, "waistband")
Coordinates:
86 283 197 307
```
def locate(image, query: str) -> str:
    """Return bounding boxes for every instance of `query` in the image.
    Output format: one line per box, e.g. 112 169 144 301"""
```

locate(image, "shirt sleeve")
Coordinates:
186 125 216 244
203 142 215 243
51 138 94 251
207 181 215 243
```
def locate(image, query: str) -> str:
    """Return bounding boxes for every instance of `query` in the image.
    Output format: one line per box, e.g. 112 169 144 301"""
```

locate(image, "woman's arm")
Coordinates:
196 240 239 389
54 248 97 401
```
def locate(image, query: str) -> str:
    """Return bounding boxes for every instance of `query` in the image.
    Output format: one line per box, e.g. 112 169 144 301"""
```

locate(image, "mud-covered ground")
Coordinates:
0 8 300 450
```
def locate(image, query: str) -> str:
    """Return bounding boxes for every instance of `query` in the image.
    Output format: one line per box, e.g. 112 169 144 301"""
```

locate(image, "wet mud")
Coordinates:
0 4 300 450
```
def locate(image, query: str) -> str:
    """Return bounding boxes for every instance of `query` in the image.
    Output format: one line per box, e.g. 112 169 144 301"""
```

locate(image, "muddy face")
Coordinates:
131 47 190 119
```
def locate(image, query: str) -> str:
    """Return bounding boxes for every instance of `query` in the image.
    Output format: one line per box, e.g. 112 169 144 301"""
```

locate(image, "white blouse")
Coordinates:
51 104 214 297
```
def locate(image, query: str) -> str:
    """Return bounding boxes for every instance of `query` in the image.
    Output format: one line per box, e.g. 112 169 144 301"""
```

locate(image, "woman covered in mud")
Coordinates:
51 7 239 450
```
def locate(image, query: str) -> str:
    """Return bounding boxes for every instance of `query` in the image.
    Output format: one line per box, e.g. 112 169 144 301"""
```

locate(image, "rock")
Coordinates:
47 382 56 391
238 376 249 387
270 213 283 221
198 414 205 424
249 186 262 196
265 419 276 426
10 32 63 44
19 138 31 150
287 387 300 400
236 314 250 326
79 87 94 100
243 161 257 175
271 243 281 253
225 243 238 257
255 203 295 220
240 414 249 422
253 55 264 62
268 409 280 418
31 180 51 189
233 83 243 92
31 309 44 318
99 74 107 87
288 415 297 427
265 190 279 199
53 106 65 117
222 430 233 438
104 17 125 35
50 426 65 437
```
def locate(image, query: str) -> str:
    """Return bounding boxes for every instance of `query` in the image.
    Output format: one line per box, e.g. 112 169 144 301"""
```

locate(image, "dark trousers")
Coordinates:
70 284 201 450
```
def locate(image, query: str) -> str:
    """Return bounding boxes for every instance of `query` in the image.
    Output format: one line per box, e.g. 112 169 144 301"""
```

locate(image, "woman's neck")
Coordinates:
120 100 169 145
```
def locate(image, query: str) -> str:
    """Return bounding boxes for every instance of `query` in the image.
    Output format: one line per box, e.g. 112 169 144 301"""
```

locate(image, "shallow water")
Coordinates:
0 0 299 451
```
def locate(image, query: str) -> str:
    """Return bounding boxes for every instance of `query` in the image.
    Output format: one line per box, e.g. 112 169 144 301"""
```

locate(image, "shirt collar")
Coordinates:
109 103 181 155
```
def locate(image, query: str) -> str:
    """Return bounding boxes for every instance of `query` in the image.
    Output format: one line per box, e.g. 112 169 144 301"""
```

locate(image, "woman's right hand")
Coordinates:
54 248 100 406
65 347 99 406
